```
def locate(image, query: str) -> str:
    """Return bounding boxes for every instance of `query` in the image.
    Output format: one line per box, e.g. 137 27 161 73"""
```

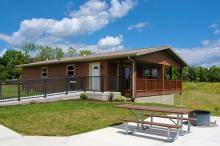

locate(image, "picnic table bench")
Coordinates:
113 104 194 142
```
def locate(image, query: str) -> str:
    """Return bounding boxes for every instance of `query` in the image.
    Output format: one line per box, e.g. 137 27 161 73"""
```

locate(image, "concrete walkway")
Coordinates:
0 116 220 146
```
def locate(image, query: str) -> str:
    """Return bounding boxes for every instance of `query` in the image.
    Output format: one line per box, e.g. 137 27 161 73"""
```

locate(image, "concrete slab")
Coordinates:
0 116 219 146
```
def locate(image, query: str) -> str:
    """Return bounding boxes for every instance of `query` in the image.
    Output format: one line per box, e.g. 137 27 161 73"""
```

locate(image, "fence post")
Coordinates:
101 76 104 92
65 77 68 95
44 79 47 98
18 81 21 101
0 81 2 99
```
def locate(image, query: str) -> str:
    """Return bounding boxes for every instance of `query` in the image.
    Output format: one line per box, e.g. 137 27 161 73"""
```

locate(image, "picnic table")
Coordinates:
113 104 195 142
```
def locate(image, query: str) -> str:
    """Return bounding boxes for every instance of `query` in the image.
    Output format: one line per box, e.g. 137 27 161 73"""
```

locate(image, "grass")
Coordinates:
1 84 41 99
0 100 151 136
175 82 220 115
0 82 219 136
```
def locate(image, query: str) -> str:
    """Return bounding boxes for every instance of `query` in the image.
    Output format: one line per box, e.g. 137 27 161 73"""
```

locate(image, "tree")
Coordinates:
20 43 38 56
54 47 64 59
187 66 199 82
68 47 77 57
197 66 209 82
37 46 55 61
79 50 92 56
0 50 27 80
208 66 220 82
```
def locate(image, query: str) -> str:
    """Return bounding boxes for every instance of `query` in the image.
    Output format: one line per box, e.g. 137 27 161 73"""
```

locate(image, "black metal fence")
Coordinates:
0 76 126 102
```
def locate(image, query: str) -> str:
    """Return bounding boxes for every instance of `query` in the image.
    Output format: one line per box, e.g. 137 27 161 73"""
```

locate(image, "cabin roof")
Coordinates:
18 46 187 67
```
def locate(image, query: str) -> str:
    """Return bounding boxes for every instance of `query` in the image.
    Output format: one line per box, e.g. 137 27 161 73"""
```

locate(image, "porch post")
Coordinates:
119 60 123 91
161 64 165 91
132 59 136 101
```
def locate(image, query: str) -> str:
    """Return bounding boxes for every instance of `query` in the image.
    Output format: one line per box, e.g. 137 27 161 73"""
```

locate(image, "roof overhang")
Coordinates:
17 46 187 67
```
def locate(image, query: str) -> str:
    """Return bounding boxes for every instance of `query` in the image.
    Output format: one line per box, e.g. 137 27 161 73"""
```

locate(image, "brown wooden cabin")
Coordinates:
19 47 187 98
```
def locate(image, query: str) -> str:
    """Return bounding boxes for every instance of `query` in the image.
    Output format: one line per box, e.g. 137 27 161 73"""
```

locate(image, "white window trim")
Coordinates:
41 67 48 78
66 64 75 76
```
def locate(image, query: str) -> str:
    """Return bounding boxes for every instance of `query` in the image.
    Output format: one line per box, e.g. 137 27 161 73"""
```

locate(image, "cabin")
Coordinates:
19 47 187 103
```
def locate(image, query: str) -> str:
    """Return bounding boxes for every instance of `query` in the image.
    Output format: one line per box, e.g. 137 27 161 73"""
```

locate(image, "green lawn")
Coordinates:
175 82 220 115
0 100 144 136
0 84 42 99
0 82 219 136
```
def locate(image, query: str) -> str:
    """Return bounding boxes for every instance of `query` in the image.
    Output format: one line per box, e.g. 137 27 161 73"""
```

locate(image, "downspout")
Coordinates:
128 56 136 102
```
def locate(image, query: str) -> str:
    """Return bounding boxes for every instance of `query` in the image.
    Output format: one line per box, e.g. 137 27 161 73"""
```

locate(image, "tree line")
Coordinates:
182 66 220 82
0 43 92 80
0 43 219 82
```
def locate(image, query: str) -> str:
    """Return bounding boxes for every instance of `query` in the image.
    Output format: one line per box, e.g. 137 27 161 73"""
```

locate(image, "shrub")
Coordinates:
80 93 88 100
113 96 127 102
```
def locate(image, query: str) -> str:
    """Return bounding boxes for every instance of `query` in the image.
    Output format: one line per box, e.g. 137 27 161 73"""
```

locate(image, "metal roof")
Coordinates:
18 46 187 67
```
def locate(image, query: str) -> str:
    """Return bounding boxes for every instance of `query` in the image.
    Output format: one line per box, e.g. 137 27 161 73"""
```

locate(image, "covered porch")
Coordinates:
105 49 185 99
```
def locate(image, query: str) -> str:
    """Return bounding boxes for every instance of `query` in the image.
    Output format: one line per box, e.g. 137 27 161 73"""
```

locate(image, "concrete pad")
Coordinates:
0 116 220 146
0 124 20 140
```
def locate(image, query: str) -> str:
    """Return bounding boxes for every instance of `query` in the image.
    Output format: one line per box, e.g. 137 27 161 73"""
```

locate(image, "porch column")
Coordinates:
132 59 136 100
161 64 165 91
119 60 123 91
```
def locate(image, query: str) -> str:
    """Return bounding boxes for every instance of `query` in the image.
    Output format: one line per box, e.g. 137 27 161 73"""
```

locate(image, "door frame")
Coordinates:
89 62 101 91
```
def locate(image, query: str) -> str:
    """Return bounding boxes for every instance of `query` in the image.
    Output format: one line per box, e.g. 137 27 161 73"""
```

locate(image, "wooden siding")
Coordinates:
136 51 183 67
22 61 109 80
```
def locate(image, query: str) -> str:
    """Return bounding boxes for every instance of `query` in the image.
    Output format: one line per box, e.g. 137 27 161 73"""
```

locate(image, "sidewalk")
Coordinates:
0 116 220 146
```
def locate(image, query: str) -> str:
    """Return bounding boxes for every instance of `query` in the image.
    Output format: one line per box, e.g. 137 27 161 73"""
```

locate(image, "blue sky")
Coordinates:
0 0 220 66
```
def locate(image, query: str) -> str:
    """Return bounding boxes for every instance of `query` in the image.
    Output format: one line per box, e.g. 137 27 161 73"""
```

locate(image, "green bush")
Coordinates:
113 96 127 102
80 93 88 100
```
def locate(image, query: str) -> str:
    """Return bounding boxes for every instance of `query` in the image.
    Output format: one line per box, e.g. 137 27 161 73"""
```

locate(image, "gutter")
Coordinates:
128 56 136 101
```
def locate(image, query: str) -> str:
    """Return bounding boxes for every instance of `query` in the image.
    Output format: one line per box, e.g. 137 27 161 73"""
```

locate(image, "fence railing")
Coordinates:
0 76 121 102
0 77 183 102
136 79 182 92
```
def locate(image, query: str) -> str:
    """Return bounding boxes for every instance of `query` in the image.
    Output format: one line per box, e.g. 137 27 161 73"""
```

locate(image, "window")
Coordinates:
93 66 99 69
41 67 48 78
151 68 158 77
143 68 151 77
66 65 75 77
143 66 159 78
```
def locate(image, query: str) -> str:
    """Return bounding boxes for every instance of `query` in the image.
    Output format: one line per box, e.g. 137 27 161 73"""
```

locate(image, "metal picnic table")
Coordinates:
113 104 194 141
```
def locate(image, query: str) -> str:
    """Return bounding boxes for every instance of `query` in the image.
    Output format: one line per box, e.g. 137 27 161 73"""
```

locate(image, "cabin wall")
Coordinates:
22 60 109 80
136 51 183 67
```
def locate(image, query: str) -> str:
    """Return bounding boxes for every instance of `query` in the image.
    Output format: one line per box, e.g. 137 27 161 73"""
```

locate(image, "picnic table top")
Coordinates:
113 104 193 114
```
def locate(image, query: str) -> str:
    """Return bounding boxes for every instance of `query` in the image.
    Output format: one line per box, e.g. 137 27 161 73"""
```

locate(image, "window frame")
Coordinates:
66 64 75 77
41 67 48 78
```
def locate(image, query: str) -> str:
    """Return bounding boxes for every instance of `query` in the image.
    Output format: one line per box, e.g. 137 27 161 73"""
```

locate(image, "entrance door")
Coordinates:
90 63 100 91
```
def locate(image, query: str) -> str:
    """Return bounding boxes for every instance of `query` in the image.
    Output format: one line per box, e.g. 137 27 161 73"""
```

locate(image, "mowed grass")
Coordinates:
1 84 41 99
0 82 219 136
0 100 140 136
175 82 220 115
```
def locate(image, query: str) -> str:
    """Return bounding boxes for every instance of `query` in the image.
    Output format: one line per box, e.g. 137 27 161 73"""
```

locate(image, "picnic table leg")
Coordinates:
187 120 191 132
177 114 184 136
124 122 129 134
180 114 184 135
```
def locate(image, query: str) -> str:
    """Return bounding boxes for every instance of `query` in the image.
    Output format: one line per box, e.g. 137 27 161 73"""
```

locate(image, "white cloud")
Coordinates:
44 35 124 54
176 39 220 67
214 29 220 35
0 48 7 57
210 23 218 29
109 0 136 18
97 35 123 48
201 40 210 46
128 22 149 32
210 23 220 35
0 0 136 46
